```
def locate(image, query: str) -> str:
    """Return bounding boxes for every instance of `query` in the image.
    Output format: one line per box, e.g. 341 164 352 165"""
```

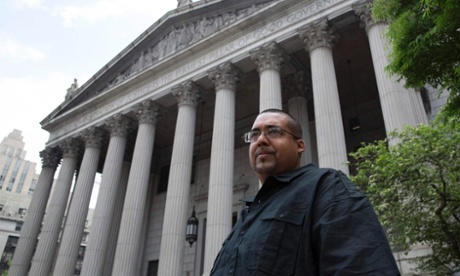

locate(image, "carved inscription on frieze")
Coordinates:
50 0 341 143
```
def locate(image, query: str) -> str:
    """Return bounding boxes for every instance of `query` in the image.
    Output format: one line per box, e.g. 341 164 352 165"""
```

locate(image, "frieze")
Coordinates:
103 2 272 92
48 0 345 145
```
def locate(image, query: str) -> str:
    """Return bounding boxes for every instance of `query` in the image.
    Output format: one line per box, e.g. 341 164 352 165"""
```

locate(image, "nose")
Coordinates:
255 130 269 145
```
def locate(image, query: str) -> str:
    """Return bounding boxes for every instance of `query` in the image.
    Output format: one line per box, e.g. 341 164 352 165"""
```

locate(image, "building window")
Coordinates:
147 260 159 276
0 204 3 212
18 208 27 216
0 236 18 272
28 179 37 195
7 159 22 191
15 222 23 232
16 161 30 193
0 157 13 189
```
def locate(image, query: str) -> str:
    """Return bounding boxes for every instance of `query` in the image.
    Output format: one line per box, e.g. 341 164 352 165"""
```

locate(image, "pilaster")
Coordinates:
29 139 82 276
250 41 286 111
203 63 243 274
284 71 313 165
112 101 164 276
53 127 105 276
299 19 349 174
81 115 133 276
158 81 205 276
354 6 428 136
8 147 61 276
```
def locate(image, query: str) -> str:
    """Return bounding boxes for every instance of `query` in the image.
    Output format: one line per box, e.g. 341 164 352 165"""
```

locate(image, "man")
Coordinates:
210 109 400 275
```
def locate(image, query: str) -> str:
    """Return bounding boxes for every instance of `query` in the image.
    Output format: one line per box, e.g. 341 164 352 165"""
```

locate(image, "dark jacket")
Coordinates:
210 164 400 275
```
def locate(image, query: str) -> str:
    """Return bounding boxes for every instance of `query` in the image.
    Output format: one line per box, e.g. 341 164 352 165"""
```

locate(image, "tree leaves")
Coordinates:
372 0 460 118
350 118 460 273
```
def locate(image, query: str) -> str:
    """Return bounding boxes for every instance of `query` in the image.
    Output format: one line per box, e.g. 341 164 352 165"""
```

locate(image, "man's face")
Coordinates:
249 112 305 183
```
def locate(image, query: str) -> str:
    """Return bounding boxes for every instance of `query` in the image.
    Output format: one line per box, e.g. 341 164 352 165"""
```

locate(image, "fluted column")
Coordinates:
103 162 130 276
250 41 286 111
284 71 313 166
299 19 349 174
158 81 205 276
112 101 163 276
29 139 82 276
355 6 428 133
81 115 132 276
8 147 62 276
203 63 243 274
53 127 106 276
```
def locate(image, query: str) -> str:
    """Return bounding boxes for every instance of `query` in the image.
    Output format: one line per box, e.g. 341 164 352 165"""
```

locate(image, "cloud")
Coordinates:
0 38 46 63
54 0 175 28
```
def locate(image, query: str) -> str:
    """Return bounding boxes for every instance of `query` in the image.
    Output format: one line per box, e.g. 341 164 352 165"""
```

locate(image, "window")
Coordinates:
7 147 14 157
16 161 30 193
1 145 7 154
18 208 27 216
0 157 13 189
0 236 18 270
147 260 159 276
0 204 3 212
28 179 37 195
7 159 22 191
15 222 23 232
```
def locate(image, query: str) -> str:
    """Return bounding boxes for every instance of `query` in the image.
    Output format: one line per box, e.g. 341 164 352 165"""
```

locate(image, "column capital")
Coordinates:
249 41 287 73
59 138 83 159
299 19 339 52
39 147 62 168
283 71 311 99
353 4 387 32
172 81 206 107
134 100 165 125
208 62 244 91
81 127 106 149
105 114 134 137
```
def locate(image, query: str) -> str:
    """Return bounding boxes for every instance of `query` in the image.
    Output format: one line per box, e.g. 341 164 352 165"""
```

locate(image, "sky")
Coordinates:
0 0 179 171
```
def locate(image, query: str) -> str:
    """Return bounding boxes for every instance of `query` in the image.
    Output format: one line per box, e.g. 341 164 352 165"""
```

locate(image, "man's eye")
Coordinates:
251 131 260 138
268 127 280 134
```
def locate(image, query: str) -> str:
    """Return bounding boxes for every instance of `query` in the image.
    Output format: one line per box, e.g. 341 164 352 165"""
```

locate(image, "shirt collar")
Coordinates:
247 164 317 205
270 163 316 183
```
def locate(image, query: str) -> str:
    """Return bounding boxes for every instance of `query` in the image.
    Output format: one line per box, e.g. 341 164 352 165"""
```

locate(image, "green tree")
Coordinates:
350 119 460 274
371 0 460 118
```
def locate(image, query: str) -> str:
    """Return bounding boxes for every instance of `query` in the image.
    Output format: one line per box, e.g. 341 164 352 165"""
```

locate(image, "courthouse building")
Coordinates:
9 0 446 275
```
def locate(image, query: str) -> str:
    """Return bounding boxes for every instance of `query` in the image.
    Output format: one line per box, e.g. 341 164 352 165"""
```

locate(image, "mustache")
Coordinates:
255 148 275 156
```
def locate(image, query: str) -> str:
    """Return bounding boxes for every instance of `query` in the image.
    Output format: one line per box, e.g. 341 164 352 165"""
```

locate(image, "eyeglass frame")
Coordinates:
242 125 301 144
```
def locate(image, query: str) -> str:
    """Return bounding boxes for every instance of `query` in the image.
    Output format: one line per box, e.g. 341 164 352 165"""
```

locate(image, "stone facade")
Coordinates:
9 0 445 275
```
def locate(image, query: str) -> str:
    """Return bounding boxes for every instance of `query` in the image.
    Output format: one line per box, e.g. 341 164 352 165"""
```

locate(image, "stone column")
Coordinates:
103 162 130 276
8 147 62 276
250 41 286 111
203 63 243 274
112 101 163 276
157 81 205 276
53 127 105 276
29 139 82 276
355 7 428 133
284 71 313 165
81 115 132 276
299 19 349 174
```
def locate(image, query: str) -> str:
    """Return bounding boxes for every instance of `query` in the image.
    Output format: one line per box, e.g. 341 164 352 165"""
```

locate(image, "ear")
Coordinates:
296 139 306 154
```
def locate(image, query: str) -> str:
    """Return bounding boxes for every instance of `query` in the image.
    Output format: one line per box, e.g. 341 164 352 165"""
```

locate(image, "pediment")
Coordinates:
45 0 276 123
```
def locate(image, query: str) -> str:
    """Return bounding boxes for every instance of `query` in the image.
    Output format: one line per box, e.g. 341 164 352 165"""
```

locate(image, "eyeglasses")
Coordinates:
243 126 301 143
